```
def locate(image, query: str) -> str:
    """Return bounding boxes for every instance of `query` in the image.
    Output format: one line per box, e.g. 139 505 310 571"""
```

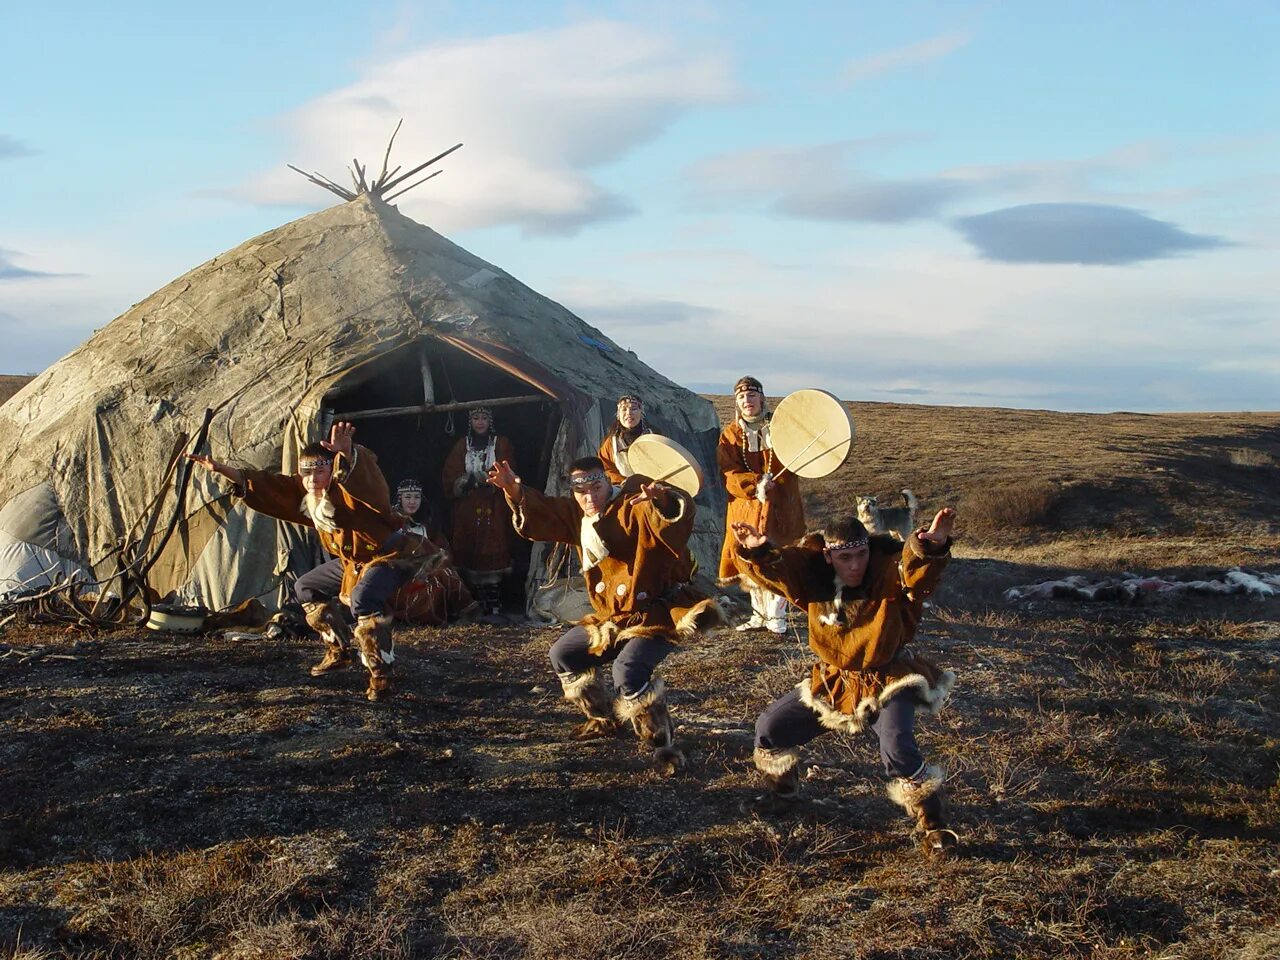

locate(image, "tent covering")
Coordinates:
0 195 724 609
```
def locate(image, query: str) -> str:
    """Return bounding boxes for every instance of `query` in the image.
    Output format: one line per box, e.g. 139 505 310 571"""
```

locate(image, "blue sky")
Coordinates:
2 0 1276 410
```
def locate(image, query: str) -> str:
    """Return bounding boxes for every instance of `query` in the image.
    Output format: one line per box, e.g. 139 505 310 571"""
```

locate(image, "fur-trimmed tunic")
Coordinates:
736 532 954 730
597 424 653 486
442 434 516 576
506 476 720 655
237 445 440 603
717 419 805 584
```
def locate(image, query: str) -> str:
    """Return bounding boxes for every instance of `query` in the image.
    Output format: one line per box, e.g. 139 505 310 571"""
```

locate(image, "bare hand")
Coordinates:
918 507 956 545
322 421 355 458
185 453 242 485
627 481 664 506
487 460 522 498
731 521 767 550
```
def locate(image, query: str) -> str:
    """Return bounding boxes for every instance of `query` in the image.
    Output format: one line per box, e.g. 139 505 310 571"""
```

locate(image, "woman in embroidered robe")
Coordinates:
442 407 515 618
717 375 805 635
731 507 959 856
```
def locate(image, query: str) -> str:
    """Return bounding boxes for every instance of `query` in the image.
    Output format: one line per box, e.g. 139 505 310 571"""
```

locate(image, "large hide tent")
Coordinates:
0 195 723 610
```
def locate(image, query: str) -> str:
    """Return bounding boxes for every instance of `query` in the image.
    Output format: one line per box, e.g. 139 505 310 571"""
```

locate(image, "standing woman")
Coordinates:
598 393 654 485
717 375 805 635
443 407 515 619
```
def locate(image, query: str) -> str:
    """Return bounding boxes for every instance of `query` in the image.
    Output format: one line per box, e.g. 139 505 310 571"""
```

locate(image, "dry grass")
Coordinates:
2 401 1279 958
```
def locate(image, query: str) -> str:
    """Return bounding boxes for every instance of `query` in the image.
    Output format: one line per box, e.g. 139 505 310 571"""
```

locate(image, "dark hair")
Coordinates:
567 455 606 475
821 516 869 546
299 441 332 460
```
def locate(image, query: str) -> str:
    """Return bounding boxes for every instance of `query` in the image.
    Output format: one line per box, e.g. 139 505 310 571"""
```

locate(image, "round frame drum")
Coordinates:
626 434 704 497
769 389 856 479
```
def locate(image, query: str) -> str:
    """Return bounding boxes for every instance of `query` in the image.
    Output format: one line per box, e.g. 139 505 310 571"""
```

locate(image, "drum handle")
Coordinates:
773 427 827 479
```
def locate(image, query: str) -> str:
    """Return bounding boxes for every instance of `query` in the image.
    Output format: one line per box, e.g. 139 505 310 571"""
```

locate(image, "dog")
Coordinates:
855 489 919 541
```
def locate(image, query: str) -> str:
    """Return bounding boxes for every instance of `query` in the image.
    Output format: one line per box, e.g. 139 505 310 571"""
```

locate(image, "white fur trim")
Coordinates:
615 678 665 721
674 597 727 640
887 764 945 816
753 745 801 777
302 491 339 534
795 668 956 734
558 668 601 700
354 614 395 666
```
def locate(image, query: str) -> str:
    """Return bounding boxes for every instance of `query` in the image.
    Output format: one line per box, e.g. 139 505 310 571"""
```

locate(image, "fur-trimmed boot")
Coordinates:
616 680 685 775
754 746 802 802
887 765 959 857
558 668 619 740
303 600 353 676
353 614 395 701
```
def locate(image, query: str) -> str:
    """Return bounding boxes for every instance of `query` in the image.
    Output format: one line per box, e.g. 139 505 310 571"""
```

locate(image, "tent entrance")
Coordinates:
320 337 563 600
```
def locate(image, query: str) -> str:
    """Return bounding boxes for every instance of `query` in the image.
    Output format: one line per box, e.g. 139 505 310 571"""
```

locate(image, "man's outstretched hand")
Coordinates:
185 453 243 486
730 521 767 550
486 460 522 499
322 421 356 458
918 507 956 546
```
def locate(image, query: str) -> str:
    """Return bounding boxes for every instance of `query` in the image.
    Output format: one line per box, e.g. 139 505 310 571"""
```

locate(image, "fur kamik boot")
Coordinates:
303 600 353 676
353 614 395 701
887 765 959 857
558 668 619 740
616 680 685 775
754 746 802 801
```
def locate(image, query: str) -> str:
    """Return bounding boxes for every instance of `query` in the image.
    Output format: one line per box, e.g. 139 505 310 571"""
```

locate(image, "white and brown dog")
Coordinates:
856 489 919 541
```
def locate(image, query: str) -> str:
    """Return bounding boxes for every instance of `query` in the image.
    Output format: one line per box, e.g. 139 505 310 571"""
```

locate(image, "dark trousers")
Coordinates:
549 626 674 699
295 558 409 619
754 688 925 779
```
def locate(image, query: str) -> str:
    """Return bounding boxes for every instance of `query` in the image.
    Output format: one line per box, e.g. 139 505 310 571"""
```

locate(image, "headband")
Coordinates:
469 406 493 418
617 394 643 406
825 533 869 551
299 453 333 470
396 479 423 495
734 376 763 395
569 471 607 488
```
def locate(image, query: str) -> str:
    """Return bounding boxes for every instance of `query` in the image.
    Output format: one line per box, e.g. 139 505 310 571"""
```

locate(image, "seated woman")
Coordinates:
388 478 477 626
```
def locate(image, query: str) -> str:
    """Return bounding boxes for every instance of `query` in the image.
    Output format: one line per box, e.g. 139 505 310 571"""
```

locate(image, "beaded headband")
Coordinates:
569 470 607 488
469 407 493 419
396 479 423 495
617 394 642 406
734 375 763 395
299 454 333 471
825 533 869 551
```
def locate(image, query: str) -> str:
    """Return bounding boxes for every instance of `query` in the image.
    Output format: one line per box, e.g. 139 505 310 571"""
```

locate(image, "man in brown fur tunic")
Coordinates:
731 507 959 855
488 455 721 773
189 423 442 701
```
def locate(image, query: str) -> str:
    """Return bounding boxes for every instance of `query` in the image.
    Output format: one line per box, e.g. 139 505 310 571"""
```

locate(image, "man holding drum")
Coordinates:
718 376 806 635
730 507 960 857
487 455 721 774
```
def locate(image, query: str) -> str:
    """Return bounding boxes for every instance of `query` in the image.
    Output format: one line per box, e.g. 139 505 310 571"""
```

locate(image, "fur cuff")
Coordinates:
796 669 956 735
754 745 801 777
615 679 665 721
558 668 601 700
887 764 945 816
675 597 727 640
878 669 957 716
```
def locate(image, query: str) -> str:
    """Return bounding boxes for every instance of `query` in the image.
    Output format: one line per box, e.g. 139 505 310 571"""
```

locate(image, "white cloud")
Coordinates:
840 32 971 85
231 21 738 235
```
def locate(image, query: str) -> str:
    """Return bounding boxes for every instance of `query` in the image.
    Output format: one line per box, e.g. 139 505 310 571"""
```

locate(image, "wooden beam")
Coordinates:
420 346 435 405
341 394 549 421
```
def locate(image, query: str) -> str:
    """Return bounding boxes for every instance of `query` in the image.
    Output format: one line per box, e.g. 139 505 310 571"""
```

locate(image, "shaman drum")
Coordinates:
626 434 704 497
769 389 856 479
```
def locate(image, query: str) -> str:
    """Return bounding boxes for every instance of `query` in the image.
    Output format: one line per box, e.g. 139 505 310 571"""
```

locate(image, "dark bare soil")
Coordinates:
2 400 1279 958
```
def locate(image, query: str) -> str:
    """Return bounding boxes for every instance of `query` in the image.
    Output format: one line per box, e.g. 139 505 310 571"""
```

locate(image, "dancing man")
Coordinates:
487 455 721 773
188 423 442 701
718 376 805 635
731 507 960 855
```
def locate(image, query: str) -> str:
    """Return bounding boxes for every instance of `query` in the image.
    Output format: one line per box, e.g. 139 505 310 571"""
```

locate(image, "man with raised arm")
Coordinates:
188 422 442 701
487 455 721 774
731 506 960 856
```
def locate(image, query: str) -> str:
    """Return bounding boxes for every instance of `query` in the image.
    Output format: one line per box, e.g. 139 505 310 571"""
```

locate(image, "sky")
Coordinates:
1 0 1277 412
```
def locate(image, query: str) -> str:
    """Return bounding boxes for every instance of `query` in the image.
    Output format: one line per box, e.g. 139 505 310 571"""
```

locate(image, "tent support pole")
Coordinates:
420 346 435 405
341 394 548 420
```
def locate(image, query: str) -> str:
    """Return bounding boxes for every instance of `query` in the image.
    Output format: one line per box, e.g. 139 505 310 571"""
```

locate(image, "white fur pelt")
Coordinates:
302 491 339 534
